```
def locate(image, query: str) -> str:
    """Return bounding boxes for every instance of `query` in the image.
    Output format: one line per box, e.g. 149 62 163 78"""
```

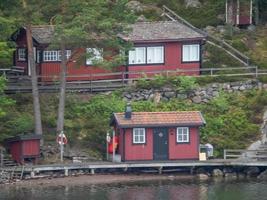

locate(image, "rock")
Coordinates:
124 93 132 99
176 93 188 100
164 91 176 98
126 1 144 12
217 25 226 34
247 25 256 32
239 85 246 91
257 169 267 180
212 169 224 177
137 15 147 22
197 173 209 180
153 92 161 104
217 14 225 21
245 167 260 177
192 96 202 103
204 26 216 34
212 91 219 97
185 0 201 8
224 172 237 178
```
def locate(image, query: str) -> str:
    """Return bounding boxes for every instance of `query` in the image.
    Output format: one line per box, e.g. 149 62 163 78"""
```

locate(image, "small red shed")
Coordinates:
4 134 42 164
226 0 253 26
111 106 206 162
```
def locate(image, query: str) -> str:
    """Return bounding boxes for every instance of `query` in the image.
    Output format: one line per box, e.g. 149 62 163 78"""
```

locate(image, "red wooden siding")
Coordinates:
227 0 252 25
22 140 40 156
127 42 200 79
9 141 21 163
122 126 200 161
14 32 28 74
124 128 153 161
168 127 199 160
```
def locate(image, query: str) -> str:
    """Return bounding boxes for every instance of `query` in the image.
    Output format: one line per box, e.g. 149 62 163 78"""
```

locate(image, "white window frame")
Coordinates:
128 47 146 65
58 50 72 61
133 128 146 144
86 48 103 65
176 127 189 143
43 50 58 61
182 44 200 62
18 48 26 61
147 46 164 64
43 50 72 62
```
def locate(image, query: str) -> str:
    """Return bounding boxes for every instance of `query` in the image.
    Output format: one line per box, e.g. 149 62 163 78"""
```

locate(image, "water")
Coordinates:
1 178 267 200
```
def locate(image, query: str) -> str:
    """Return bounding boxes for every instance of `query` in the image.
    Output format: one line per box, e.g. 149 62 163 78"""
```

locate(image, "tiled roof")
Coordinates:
121 21 206 42
31 26 55 44
113 111 205 128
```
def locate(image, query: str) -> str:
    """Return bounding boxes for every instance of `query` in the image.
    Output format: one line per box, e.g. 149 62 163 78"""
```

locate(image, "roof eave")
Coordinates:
128 37 206 44
116 122 205 129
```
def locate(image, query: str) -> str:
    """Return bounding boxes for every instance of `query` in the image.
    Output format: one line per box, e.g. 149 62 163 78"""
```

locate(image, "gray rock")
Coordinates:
164 91 176 98
245 167 260 177
197 173 209 180
185 0 201 8
126 1 144 12
176 93 188 99
212 169 224 177
239 85 246 91
124 93 132 99
192 96 202 103
224 172 237 178
257 169 267 180
247 25 256 32
217 25 226 34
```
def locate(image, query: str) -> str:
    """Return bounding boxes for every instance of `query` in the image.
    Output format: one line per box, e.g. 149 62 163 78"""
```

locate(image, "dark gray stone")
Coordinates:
212 169 224 177
164 91 176 98
245 167 260 177
257 169 267 180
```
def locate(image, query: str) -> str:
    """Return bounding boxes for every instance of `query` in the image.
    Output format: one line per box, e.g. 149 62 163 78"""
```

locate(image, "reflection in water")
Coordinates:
1 178 267 200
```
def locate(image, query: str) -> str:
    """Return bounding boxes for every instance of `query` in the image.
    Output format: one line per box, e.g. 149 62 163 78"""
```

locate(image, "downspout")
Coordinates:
236 0 240 25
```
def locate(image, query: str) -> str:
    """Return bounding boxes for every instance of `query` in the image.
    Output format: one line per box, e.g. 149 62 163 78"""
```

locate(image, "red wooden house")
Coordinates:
12 21 206 81
110 106 206 162
226 0 253 26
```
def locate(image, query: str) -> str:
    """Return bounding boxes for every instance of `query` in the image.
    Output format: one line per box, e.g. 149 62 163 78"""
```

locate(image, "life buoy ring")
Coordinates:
57 133 68 145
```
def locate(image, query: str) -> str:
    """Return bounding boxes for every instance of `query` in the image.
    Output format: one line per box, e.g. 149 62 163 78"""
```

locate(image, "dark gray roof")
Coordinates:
29 21 205 44
31 26 55 44
121 21 206 42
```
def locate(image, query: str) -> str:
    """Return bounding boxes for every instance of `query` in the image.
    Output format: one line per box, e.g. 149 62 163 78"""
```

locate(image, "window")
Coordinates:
182 44 200 62
43 50 72 62
129 47 146 65
133 128 146 144
128 46 164 65
176 127 189 143
86 48 103 65
18 48 26 61
58 50 72 61
43 50 58 61
147 46 164 64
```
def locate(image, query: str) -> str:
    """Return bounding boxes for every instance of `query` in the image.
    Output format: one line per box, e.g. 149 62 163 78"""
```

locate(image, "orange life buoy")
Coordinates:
108 136 119 153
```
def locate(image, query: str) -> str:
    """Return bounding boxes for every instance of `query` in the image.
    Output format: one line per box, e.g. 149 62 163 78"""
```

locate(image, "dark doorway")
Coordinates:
153 128 168 160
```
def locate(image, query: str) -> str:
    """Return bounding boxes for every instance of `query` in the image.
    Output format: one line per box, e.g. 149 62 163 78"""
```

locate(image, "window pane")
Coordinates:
86 48 103 65
183 46 190 62
128 50 136 64
136 47 146 64
183 45 199 62
147 46 164 64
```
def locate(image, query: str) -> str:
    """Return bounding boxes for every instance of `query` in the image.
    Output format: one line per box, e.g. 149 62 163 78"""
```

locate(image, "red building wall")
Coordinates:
168 127 199 160
14 32 28 74
22 140 40 156
127 42 201 78
9 141 21 163
122 126 199 161
124 128 153 161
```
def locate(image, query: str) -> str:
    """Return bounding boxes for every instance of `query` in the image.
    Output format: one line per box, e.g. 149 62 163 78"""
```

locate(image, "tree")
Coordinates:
49 0 136 135
0 0 46 138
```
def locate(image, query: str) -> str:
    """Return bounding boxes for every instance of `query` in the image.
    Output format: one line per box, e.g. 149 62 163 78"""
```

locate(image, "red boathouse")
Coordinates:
4 134 41 164
12 21 206 81
110 106 206 162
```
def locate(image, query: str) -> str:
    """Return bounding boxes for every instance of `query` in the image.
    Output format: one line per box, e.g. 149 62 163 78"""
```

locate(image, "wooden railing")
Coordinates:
162 5 250 66
224 149 267 160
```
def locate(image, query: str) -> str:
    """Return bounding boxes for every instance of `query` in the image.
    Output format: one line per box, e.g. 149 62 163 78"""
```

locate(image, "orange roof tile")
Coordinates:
112 111 205 128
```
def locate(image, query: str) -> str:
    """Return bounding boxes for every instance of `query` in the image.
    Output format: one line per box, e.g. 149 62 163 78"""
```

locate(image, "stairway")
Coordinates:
161 5 251 66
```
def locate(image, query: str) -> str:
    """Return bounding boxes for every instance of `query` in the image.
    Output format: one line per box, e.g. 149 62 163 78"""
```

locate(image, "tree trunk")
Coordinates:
25 24 43 137
56 40 67 134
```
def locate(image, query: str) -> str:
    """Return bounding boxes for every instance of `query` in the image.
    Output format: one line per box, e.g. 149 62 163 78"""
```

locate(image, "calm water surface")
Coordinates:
1 178 267 200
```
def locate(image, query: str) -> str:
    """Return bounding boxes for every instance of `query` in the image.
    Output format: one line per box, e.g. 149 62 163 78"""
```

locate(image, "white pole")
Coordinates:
112 130 115 162
106 132 109 161
60 131 64 162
